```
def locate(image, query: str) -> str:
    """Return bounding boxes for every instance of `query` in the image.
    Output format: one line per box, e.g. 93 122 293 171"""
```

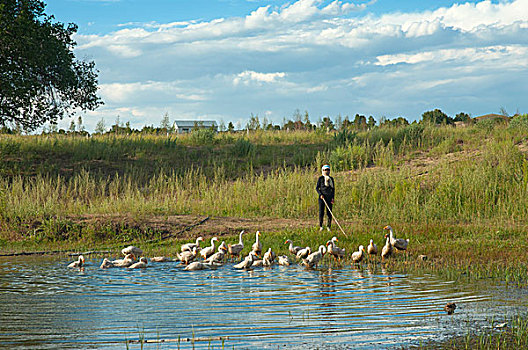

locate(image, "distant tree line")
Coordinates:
0 108 491 136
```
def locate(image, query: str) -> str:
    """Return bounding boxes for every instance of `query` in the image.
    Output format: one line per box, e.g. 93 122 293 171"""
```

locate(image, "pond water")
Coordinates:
0 255 525 349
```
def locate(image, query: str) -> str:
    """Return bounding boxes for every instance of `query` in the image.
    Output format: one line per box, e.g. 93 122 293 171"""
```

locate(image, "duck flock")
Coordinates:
67 225 410 272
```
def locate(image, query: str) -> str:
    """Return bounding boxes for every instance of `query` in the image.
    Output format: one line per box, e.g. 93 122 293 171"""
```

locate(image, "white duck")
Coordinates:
128 257 148 269
184 261 212 271
252 259 264 267
285 239 302 255
303 245 326 268
384 225 409 251
351 245 365 263
234 252 257 269
296 246 312 260
367 239 378 255
228 231 245 260
114 253 136 267
205 241 228 264
326 237 345 261
100 258 114 269
200 237 219 260
381 235 393 260
252 231 262 255
177 247 198 265
277 255 291 266
150 256 172 262
68 255 85 268
263 248 276 266
181 237 204 253
121 246 143 257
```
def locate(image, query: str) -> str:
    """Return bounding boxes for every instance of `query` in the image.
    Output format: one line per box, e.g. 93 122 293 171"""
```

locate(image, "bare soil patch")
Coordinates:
68 213 316 240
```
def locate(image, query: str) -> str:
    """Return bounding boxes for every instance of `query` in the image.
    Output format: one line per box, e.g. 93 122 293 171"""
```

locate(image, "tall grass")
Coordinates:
1 121 528 238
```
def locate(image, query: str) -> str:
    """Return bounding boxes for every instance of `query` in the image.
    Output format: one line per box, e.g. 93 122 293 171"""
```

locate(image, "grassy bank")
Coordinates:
1 120 528 267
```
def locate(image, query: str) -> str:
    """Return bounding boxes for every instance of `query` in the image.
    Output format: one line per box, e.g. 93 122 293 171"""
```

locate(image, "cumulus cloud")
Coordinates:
72 0 528 131
233 70 286 85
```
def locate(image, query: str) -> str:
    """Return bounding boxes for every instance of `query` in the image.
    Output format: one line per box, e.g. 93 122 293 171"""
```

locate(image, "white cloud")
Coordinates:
99 81 206 104
73 0 528 131
375 45 528 67
233 70 286 85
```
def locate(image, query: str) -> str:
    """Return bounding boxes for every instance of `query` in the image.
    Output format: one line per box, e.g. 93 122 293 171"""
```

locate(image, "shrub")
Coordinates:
233 138 255 157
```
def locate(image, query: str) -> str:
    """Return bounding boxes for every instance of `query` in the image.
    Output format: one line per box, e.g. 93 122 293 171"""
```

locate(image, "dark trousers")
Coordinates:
318 197 332 227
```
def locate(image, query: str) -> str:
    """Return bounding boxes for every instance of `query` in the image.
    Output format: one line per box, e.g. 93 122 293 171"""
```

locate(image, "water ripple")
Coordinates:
0 256 522 349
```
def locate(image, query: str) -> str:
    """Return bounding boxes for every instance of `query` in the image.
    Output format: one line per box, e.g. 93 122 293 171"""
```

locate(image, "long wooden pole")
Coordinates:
321 196 348 237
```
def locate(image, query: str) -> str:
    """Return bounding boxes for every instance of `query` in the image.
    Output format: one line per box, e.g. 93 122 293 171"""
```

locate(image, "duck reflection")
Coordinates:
319 268 337 311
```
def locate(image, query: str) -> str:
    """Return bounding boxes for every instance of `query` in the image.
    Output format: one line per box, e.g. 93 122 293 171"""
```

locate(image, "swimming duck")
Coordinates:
367 239 378 255
303 245 326 268
200 237 219 260
177 247 198 265
384 225 409 251
184 261 211 271
251 259 264 267
351 245 365 263
277 255 291 266
285 239 302 255
444 302 457 315
234 252 258 269
68 255 85 268
252 231 262 255
121 246 143 257
181 237 204 253
128 257 148 269
227 231 245 260
111 253 136 267
381 235 393 260
100 258 114 269
296 246 312 260
150 256 172 262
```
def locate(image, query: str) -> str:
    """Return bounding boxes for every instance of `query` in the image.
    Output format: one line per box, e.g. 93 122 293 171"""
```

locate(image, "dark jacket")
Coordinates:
316 176 335 199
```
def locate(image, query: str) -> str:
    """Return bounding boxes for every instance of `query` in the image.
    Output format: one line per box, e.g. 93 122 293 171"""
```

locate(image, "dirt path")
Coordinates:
70 214 316 240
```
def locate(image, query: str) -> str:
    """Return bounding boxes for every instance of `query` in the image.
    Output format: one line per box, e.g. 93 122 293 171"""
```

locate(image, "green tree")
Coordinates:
227 121 235 132
320 116 335 131
246 113 261 130
454 112 471 123
160 112 170 131
0 0 102 131
367 116 376 129
303 110 312 130
421 109 453 125
353 114 367 129
95 117 106 134
68 119 76 133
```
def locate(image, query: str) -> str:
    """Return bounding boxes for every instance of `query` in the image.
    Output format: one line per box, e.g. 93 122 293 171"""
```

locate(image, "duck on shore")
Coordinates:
384 225 409 251
228 231 245 261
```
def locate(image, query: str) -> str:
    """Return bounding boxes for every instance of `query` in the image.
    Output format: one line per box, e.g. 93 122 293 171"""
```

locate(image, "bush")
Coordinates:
189 128 216 145
233 138 254 157
509 114 528 131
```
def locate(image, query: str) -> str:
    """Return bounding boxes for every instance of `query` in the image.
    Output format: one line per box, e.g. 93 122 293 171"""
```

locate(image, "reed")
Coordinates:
413 314 528 349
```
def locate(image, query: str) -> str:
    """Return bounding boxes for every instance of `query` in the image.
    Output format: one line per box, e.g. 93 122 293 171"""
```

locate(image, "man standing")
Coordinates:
316 165 335 231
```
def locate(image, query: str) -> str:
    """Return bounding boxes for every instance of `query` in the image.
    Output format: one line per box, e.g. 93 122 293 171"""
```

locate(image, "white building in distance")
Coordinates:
173 120 218 134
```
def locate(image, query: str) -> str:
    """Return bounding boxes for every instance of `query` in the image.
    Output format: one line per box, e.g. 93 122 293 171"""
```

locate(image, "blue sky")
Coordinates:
44 0 528 131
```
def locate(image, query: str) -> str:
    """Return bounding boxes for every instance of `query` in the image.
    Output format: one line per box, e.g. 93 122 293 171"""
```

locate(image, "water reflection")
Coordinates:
0 256 523 349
